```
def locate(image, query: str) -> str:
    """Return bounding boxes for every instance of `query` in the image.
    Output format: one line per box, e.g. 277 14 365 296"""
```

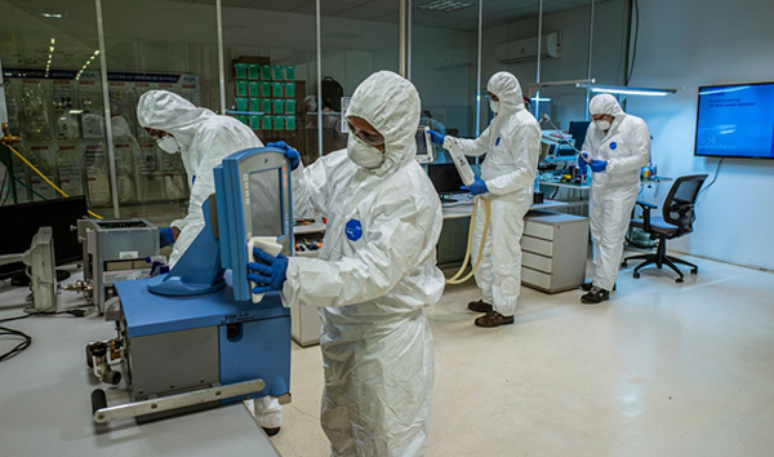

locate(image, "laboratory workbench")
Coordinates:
0 269 280 457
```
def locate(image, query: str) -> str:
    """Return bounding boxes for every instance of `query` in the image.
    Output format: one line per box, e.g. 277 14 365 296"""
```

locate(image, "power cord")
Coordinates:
699 157 725 198
0 310 88 363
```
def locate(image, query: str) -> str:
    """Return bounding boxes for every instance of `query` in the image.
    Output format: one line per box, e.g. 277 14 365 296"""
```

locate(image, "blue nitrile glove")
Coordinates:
248 247 289 293
461 176 489 196
428 129 445 146
159 227 175 248
267 141 300 170
590 159 608 172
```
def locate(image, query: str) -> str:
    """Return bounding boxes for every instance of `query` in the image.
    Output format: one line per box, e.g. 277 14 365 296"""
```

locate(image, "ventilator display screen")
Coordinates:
695 82 774 159
249 168 284 236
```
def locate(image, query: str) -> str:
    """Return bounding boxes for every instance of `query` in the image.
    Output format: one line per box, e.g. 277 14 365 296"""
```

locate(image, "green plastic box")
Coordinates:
261 99 273 114
235 80 248 97
272 65 284 81
272 83 284 98
235 63 247 80
249 81 260 97
248 64 260 80
235 97 248 112
286 115 297 131
273 99 284 115
285 99 296 114
260 82 272 98
261 65 272 80
236 114 249 125
285 82 296 98
285 66 296 81
262 115 273 130
249 98 261 112
249 115 261 129
274 116 285 130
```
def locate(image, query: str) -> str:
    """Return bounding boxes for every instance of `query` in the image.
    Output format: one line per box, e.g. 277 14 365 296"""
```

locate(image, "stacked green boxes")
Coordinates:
236 61 298 130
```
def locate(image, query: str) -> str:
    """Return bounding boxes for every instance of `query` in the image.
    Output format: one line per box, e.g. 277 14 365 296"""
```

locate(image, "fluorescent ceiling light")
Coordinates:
50 38 56 45
577 84 678 97
531 97 552 102
38 12 63 19
416 0 473 13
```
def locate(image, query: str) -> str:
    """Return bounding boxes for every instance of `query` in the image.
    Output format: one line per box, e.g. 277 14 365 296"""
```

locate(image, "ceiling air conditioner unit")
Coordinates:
496 32 562 65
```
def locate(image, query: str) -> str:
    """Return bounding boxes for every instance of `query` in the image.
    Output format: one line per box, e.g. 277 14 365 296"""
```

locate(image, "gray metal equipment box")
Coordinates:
77 219 159 313
521 211 588 293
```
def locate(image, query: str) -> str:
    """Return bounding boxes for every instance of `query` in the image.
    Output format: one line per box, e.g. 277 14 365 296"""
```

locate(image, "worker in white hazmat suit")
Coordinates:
136 90 284 435
429 71 541 328
247 71 444 456
579 94 651 304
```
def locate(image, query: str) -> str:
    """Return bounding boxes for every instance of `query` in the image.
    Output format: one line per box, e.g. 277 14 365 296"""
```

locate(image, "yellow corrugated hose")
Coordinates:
445 195 491 285
5 143 103 219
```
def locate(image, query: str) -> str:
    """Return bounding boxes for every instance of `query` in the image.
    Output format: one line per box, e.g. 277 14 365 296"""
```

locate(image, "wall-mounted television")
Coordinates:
695 82 774 159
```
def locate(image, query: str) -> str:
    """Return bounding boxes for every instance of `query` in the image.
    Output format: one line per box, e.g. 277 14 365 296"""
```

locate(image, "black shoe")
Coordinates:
474 310 515 328
263 427 281 437
580 281 616 292
581 286 610 305
467 300 493 313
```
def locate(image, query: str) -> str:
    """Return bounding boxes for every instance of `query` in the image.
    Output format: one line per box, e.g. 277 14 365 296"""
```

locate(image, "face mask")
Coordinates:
595 119 612 131
490 100 500 115
347 134 384 169
157 135 180 154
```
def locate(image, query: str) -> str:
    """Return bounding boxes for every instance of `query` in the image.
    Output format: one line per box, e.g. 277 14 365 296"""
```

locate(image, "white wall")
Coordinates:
628 0 774 270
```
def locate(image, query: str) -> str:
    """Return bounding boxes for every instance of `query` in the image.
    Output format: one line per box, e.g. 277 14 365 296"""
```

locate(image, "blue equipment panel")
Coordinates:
117 279 289 338
214 147 293 303
219 317 291 402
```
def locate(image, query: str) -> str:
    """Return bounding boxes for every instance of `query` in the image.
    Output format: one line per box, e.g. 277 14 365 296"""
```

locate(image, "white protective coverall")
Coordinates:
282 71 444 456
111 116 141 204
442 72 541 316
137 90 282 428
582 94 651 291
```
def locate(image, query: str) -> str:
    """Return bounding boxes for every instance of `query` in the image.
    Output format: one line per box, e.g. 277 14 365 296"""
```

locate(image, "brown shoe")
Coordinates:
468 300 493 313
263 426 281 437
475 310 514 328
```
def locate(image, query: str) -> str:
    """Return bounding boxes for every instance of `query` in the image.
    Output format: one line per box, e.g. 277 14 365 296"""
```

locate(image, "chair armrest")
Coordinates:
635 200 658 210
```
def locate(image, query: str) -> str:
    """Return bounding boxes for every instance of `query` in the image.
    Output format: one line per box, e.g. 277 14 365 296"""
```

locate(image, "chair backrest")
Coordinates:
662 174 709 234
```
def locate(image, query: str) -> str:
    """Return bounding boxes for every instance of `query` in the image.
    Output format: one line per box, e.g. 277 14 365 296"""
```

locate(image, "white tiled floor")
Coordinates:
272 252 774 456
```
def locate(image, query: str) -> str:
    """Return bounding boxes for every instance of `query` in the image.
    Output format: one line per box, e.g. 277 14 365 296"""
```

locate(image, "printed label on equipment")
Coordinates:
119 251 139 259
102 269 151 286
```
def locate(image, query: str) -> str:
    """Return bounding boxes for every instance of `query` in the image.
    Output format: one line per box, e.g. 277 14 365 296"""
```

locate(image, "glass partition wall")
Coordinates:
1 0 628 223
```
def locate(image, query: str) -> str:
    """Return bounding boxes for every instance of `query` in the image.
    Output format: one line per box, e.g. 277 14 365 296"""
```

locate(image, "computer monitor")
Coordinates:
568 121 591 151
428 163 465 196
0 196 88 280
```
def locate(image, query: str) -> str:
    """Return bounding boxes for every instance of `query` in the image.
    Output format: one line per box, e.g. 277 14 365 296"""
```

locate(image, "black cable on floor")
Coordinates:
0 326 32 362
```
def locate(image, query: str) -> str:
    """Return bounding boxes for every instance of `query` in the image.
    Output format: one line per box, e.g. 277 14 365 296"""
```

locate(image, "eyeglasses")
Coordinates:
347 121 384 147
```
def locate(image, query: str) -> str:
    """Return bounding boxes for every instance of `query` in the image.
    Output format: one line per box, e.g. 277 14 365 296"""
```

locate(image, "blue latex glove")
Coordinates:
461 177 489 196
589 159 607 172
267 141 300 170
248 247 289 294
159 227 175 248
428 129 445 146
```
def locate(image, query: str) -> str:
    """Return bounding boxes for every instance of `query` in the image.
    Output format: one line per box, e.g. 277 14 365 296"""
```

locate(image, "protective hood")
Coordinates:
345 71 421 177
137 90 216 152
487 72 524 116
589 94 626 118
110 116 134 139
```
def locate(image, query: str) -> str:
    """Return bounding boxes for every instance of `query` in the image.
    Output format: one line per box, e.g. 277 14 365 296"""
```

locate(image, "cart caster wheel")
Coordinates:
91 389 108 416
107 371 122 386
621 261 628 268
676 278 684 284
86 345 94 369
691 268 698 274
633 272 640 279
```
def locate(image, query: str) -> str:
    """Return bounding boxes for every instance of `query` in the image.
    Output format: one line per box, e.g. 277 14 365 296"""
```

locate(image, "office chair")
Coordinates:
622 174 709 283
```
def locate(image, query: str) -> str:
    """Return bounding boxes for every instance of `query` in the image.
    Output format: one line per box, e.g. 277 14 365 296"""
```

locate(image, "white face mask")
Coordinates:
490 100 500 115
595 119 612 131
157 135 180 154
347 134 384 169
